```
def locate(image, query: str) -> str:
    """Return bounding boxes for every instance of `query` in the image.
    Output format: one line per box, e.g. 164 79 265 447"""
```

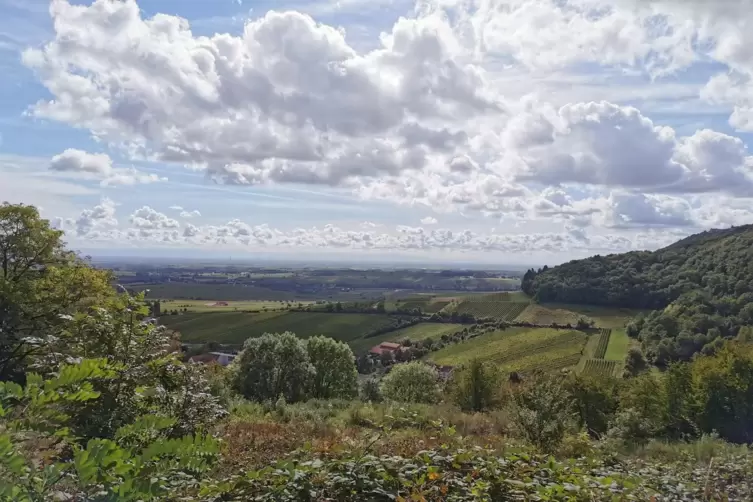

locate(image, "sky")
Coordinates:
1 0 753 266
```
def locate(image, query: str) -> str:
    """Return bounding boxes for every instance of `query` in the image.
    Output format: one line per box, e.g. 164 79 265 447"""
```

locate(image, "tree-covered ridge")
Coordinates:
522 224 753 364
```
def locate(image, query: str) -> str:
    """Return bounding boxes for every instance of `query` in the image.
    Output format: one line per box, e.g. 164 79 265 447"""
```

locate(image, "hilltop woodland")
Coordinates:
1 202 753 500
523 225 753 365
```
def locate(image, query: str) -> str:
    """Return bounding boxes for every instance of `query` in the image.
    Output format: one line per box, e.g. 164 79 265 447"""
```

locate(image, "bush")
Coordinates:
510 375 574 452
381 362 440 404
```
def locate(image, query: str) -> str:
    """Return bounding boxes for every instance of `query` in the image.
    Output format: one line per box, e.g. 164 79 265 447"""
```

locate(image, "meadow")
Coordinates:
427 327 587 371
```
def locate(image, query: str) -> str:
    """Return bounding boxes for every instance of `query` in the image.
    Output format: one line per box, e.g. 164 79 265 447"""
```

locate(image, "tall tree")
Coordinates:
451 359 501 412
306 335 358 399
0 203 113 381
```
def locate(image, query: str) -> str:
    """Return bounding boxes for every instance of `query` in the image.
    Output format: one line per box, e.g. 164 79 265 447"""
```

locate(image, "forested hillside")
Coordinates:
522 225 753 364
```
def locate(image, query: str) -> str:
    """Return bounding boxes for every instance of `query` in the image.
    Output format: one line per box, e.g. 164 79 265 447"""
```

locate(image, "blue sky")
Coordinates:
1 0 753 265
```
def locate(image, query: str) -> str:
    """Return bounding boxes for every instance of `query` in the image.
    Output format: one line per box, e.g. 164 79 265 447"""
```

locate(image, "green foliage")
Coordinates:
0 359 220 501
691 343 753 443
381 362 440 404
37 294 226 439
234 332 315 403
623 347 648 376
564 374 619 437
510 375 574 451
0 203 113 382
523 224 753 364
307 336 358 399
450 359 502 412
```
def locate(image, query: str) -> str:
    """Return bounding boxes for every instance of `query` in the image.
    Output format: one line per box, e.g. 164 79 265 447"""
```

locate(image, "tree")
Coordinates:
381 362 439 404
565 374 618 437
233 332 315 403
451 359 502 412
691 343 753 443
623 348 649 377
0 203 114 382
307 336 358 399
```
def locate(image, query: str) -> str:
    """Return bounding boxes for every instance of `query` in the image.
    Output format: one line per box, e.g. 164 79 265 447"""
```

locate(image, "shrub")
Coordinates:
381 362 440 404
510 375 574 451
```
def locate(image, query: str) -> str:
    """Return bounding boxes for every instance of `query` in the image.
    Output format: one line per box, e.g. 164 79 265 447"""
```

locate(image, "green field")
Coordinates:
460 292 528 302
390 296 454 313
542 303 646 329
605 329 630 361
386 323 463 342
427 327 587 372
454 301 528 321
162 311 396 350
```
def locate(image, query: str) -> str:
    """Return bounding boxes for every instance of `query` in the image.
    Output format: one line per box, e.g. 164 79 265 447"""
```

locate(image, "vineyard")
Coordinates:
429 327 587 371
582 359 619 378
454 301 528 321
593 328 612 359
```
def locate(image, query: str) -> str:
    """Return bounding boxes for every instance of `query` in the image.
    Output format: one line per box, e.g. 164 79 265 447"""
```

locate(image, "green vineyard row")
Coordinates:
593 328 612 359
583 358 618 378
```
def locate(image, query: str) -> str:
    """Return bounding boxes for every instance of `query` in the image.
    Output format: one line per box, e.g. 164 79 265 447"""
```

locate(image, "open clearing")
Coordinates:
427 327 587 372
542 303 646 329
162 311 396 349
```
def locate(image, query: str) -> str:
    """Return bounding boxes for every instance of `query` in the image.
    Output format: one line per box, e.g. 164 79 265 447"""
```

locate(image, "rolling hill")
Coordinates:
522 224 753 365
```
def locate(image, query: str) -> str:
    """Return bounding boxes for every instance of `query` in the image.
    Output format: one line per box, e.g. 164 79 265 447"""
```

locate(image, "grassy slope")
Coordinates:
163 311 395 347
513 304 582 325
542 303 646 329
605 329 630 361
428 327 586 371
